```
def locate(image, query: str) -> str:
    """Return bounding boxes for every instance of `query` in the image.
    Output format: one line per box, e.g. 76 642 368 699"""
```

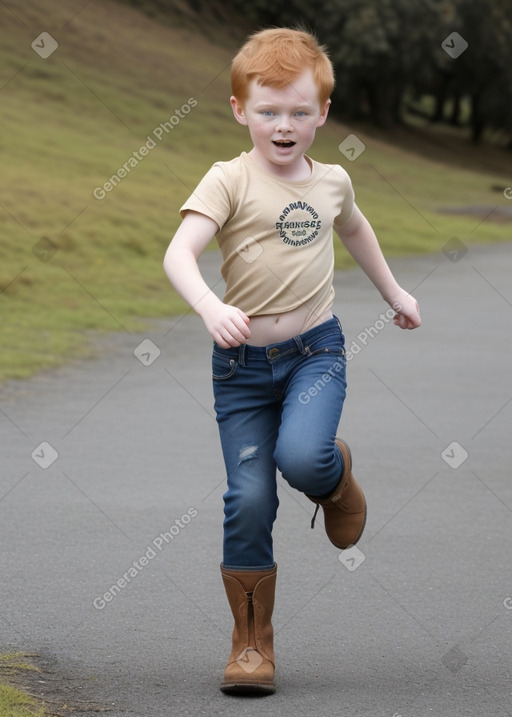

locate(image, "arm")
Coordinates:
335 205 421 329
163 210 251 347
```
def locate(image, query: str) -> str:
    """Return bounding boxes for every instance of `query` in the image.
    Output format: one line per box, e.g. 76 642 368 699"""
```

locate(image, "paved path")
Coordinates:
1 244 511 716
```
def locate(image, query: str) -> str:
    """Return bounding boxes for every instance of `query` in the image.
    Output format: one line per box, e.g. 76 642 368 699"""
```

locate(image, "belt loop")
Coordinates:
293 334 307 355
238 343 247 367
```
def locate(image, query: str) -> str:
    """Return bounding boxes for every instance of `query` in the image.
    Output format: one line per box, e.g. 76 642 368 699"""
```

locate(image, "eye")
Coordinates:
261 110 275 117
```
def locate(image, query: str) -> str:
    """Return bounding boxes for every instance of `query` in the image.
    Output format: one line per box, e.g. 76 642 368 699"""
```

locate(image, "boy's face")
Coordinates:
230 68 330 175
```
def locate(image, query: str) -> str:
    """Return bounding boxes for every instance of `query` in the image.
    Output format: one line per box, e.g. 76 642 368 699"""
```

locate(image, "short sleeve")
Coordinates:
179 164 232 230
332 168 355 227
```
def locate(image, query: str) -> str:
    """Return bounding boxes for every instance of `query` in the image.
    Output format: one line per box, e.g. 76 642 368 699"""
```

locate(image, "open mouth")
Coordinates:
272 140 296 148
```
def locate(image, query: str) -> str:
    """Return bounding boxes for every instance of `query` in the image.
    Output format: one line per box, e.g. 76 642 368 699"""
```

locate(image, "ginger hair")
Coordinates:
231 28 334 106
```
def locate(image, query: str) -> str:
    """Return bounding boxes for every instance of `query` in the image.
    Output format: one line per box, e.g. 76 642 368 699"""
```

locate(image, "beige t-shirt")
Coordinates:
180 152 355 317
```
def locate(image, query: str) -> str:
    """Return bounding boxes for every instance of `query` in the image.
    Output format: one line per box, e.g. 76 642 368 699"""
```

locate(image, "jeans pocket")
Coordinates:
306 333 346 358
303 322 344 354
307 345 346 358
212 351 238 381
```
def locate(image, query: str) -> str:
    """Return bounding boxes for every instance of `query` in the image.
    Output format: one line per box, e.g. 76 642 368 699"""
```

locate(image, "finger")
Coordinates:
231 315 251 339
238 310 251 326
220 320 247 346
235 310 252 335
405 316 420 329
218 332 241 348
214 335 231 349
396 314 409 329
215 324 241 348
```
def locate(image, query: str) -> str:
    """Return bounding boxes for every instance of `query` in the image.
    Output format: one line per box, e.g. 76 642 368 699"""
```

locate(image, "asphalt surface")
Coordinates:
1 244 511 717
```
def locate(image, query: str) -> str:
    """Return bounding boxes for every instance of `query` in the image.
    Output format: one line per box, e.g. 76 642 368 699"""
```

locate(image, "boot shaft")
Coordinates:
220 564 277 663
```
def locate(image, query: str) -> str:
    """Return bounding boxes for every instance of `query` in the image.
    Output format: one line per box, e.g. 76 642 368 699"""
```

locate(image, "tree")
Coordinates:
126 0 512 144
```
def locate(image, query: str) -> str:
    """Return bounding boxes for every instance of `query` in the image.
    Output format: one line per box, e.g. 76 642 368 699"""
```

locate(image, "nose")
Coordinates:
275 114 293 132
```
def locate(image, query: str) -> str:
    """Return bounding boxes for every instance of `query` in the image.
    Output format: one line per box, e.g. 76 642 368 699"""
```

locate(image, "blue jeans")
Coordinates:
212 316 347 570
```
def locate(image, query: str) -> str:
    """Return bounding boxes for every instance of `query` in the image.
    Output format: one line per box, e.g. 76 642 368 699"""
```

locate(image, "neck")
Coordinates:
248 149 312 181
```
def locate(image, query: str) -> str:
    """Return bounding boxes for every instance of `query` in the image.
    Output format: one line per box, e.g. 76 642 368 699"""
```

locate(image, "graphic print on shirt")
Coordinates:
275 201 321 247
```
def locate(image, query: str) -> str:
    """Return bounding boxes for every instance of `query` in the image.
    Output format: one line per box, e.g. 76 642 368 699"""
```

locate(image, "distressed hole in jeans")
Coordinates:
238 443 259 465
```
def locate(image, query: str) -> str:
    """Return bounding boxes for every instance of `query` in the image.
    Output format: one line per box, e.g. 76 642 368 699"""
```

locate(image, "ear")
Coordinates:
230 96 248 126
316 99 331 128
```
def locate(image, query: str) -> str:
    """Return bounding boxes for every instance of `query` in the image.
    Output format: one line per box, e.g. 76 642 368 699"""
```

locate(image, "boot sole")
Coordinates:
220 681 276 695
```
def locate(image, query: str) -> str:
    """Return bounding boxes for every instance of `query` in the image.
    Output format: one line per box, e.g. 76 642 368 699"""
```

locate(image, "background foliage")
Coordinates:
231 0 512 144
126 0 512 145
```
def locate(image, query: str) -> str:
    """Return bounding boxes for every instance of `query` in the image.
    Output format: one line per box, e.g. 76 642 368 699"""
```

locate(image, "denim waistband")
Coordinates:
213 316 343 366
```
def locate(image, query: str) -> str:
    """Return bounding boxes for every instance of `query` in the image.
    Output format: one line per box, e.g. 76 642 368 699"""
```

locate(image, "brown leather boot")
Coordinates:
307 438 366 549
220 564 277 695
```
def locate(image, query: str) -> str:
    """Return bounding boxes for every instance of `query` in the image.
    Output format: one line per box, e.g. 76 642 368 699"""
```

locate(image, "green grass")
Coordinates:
0 685 45 717
0 0 510 382
0 654 45 717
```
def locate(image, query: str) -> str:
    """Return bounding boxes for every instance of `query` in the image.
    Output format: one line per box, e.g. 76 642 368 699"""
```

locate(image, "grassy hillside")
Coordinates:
0 0 510 382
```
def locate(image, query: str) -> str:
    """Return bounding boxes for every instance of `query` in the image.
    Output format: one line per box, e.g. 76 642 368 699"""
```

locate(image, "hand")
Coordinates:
198 296 251 347
389 290 421 330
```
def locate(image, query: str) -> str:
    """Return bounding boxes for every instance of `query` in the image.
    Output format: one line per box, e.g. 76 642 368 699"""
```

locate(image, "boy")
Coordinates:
163 28 421 695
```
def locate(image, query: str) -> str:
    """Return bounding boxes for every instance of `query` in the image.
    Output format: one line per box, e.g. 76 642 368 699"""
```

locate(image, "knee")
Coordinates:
275 438 343 495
